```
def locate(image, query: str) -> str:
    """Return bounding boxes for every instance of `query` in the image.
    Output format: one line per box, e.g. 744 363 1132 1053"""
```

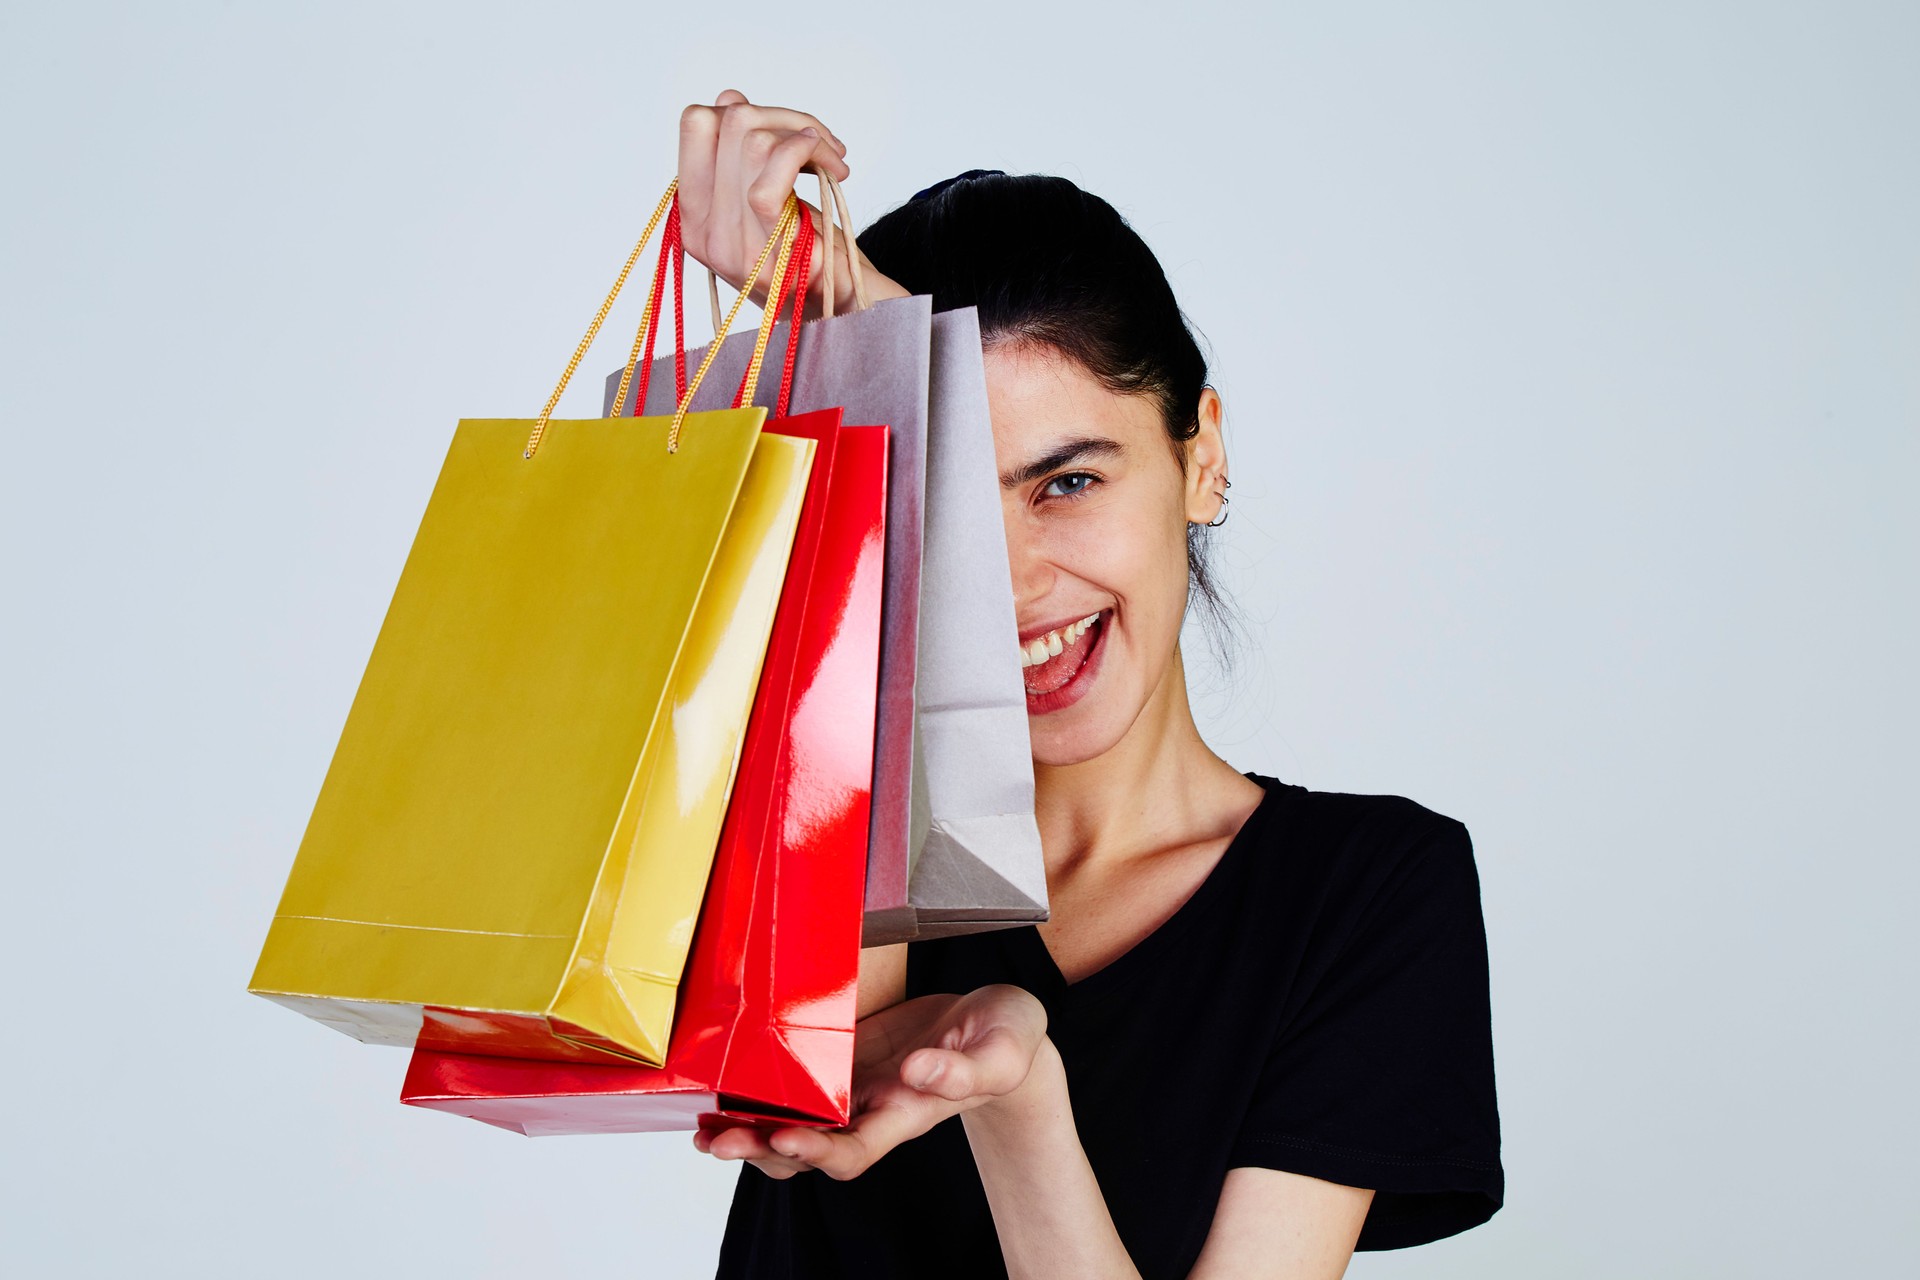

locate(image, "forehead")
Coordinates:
981 343 1165 458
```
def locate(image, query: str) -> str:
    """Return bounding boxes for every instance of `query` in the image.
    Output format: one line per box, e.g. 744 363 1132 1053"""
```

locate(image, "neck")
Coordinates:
1031 644 1243 874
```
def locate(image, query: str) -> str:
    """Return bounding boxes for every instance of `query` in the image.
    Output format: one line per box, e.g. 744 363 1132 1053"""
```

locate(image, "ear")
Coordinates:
1182 387 1229 526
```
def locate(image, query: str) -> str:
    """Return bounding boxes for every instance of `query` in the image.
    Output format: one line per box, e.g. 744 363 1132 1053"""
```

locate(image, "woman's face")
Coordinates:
985 342 1226 769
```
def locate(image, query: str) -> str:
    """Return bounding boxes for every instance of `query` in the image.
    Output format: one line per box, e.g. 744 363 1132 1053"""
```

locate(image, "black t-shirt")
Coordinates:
717 774 1502 1277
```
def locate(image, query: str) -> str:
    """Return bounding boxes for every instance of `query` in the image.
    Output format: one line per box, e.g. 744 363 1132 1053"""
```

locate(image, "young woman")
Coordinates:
676 91 1502 1279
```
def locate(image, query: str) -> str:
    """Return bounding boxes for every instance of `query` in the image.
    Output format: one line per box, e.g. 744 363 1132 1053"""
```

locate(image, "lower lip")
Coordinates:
1025 619 1107 716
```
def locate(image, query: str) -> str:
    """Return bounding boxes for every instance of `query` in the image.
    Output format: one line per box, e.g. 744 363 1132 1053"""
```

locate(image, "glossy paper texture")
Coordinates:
617 297 931 944
405 417 889 1134
250 410 813 1065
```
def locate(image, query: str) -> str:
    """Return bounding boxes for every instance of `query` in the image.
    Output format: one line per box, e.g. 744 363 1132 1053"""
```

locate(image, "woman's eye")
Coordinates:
1041 472 1097 499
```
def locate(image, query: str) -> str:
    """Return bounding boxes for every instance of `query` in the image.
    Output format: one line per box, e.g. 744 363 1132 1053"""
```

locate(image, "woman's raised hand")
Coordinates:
677 89 903 316
695 984 1052 1181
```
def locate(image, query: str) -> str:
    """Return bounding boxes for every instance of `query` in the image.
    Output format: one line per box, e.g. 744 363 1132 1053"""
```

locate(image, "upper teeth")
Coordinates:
1020 613 1102 668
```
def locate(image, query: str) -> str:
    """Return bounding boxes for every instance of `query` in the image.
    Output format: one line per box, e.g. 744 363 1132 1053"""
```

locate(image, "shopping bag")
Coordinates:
250 188 817 1066
405 202 890 1134
904 306 1047 936
609 179 930 945
611 182 1046 941
402 421 889 1134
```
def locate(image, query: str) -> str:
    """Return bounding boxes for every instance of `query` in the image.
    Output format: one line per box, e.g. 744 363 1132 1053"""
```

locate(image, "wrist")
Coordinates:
816 246 909 317
967 1035 1067 1132
844 268 911 309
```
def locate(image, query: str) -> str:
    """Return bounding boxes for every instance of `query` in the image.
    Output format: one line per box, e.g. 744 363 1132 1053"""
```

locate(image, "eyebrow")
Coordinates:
999 436 1126 489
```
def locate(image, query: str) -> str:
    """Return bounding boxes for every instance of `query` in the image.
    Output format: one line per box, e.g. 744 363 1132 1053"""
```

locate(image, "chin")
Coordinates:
1023 611 1132 767
1024 679 1141 769
1027 727 1118 770
1021 614 1183 770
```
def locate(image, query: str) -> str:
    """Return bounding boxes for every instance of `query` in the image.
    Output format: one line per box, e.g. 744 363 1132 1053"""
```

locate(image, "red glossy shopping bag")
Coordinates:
404 194 889 1133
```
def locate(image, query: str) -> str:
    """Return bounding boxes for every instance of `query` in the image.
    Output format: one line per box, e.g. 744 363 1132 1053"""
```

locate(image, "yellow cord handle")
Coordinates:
666 195 800 453
524 181 677 459
730 198 804 422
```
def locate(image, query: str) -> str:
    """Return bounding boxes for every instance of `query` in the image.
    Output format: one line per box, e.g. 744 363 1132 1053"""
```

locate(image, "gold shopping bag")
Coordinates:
250 188 817 1067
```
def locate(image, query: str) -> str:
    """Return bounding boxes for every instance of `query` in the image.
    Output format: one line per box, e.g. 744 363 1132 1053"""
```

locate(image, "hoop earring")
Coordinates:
1206 490 1229 527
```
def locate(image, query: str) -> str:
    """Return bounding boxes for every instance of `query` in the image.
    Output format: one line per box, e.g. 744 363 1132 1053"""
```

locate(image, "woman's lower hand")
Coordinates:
695 984 1051 1181
677 89 902 315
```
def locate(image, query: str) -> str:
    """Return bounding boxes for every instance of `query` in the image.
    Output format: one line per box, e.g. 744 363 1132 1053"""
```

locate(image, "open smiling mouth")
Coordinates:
1020 610 1108 705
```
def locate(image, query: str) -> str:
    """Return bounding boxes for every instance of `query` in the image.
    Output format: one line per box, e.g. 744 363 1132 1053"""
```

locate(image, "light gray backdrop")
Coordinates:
2 2 1912 1276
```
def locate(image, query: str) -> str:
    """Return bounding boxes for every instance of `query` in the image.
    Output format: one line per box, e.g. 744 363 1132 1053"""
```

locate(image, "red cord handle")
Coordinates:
627 196 814 419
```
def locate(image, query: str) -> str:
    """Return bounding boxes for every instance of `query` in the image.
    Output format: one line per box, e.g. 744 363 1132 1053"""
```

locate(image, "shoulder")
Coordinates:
1240 775 1484 953
1250 774 1475 886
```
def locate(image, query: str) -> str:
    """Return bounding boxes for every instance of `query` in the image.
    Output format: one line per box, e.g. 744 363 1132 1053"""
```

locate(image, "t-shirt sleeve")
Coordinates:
1229 816 1503 1250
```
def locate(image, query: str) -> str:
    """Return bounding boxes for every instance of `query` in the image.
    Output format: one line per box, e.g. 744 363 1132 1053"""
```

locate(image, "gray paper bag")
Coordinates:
906 308 1048 936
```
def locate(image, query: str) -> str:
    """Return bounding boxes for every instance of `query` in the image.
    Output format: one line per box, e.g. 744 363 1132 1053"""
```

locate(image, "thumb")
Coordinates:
901 1029 1030 1102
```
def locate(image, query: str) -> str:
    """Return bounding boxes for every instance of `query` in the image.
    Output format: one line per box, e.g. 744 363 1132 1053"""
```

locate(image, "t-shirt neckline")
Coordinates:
1014 772 1293 1004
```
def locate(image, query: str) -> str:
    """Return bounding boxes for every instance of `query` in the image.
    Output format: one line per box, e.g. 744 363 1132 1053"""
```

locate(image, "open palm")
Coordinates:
696 984 1049 1181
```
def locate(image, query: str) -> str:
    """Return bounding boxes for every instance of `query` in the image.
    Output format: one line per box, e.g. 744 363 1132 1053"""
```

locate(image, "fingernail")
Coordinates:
772 1138 803 1158
800 127 819 139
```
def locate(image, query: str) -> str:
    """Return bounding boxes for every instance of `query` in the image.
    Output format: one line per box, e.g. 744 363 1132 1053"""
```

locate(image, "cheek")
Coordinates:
1011 497 1190 608
1124 514 1195 621
1109 479 1191 576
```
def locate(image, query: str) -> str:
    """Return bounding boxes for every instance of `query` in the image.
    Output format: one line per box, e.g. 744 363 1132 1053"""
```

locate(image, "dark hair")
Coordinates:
858 171 1238 659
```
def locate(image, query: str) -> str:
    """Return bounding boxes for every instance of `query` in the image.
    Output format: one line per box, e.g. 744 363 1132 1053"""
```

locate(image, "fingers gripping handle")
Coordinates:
704 170 869 331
